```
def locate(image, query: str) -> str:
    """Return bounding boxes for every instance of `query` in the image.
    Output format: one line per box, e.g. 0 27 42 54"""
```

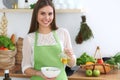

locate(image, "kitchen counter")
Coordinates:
68 68 120 80
0 64 30 78
0 65 120 80
0 65 76 78
0 65 76 79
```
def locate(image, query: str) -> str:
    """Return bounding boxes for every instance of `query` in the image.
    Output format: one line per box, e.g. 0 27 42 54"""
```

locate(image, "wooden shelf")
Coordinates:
0 9 81 13
56 9 81 13
0 9 33 13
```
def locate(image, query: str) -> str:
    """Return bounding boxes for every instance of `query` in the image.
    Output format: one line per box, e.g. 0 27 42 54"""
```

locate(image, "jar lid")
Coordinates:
4 70 9 73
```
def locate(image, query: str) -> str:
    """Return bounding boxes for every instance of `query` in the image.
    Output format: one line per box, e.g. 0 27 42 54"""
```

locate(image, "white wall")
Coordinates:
0 0 120 58
79 0 120 57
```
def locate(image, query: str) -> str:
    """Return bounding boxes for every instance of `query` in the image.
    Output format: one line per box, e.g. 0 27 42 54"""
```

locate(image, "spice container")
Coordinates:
24 0 29 8
3 70 11 80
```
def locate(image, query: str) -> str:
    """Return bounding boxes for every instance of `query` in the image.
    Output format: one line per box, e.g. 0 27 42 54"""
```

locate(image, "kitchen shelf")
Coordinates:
0 9 81 13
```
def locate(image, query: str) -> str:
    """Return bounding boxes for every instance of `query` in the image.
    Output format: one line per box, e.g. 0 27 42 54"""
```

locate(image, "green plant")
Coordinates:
77 52 96 65
105 52 120 65
30 3 36 9
0 35 15 50
75 15 94 44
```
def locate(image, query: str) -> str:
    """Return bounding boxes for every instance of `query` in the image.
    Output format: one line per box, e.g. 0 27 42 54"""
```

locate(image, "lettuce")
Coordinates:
0 35 15 50
77 52 96 65
105 52 120 65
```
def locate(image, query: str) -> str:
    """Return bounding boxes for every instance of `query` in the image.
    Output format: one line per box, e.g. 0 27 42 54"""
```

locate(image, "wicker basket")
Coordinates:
0 49 16 69
80 46 115 74
80 63 114 74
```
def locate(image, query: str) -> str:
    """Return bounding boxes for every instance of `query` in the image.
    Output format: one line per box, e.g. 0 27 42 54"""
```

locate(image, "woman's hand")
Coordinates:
39 72 56 80
24 67 57 80
44 77 56 80
42 75 56 80
64 48 76 67
64 48 73 58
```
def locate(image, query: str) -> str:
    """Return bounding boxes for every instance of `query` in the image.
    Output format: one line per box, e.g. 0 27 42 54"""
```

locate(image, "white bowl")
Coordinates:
41 67 61 78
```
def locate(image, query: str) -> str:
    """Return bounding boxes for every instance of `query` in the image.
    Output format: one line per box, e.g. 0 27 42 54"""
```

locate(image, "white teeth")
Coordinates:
44 21 49 24
44 22 48 24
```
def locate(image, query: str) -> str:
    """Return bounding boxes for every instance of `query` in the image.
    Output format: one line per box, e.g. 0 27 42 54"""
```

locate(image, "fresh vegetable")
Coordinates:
10 34 16 44
0 12 8 36
8 44 15 50
97 59 104 64
75 15 94 44
30 3 36 9
77 52 96 65
0 35 15 50
85 62 94 65
105 52 120 65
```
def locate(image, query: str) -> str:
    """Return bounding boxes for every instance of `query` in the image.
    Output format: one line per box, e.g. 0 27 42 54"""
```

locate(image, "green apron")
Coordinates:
31 31 68 80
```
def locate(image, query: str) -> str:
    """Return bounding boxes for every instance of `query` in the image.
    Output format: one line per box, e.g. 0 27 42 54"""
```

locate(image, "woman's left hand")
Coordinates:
64 48 76 67
64 48 73 58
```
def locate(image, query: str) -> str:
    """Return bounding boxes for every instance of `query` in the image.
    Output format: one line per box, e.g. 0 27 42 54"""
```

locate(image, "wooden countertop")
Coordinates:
0 64 30 78
0 73 30 78
0 65 120 80
68 69 120 80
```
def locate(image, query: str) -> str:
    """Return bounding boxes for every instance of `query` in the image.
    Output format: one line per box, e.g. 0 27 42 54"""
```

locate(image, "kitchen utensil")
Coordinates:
2 0 18 9
41 67 61 78
59 52 69 64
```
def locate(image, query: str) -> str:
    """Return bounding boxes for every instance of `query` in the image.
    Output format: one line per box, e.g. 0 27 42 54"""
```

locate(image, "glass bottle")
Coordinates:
59 52 69 65
3 70 11 80
94 46 104 64
24 0 29 8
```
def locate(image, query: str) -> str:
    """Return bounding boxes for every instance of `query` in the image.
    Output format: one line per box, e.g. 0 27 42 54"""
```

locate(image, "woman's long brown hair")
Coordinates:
28 0 57 33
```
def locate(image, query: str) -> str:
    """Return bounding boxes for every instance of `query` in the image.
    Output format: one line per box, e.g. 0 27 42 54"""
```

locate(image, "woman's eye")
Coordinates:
41 12 45 15
40 12 53 16
48 12 53 16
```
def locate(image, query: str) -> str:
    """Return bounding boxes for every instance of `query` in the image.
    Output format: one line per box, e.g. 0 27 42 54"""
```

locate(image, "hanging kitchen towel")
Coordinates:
75 15 94 44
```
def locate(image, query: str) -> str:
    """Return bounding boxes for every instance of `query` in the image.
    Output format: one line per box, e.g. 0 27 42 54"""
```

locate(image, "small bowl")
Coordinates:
41 67 61 78
102 57 111 62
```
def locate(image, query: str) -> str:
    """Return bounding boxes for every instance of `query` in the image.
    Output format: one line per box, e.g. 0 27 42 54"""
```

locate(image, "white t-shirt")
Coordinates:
22 28 76 73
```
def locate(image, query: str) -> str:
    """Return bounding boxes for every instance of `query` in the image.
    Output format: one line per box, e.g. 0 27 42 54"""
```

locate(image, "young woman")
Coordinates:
22 0 76 80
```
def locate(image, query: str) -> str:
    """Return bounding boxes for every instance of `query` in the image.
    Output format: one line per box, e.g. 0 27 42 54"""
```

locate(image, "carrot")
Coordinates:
10 34 16 44
3 47 9 50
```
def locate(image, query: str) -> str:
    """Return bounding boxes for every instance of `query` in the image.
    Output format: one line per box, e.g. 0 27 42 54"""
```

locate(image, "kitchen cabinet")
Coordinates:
0 9 81 13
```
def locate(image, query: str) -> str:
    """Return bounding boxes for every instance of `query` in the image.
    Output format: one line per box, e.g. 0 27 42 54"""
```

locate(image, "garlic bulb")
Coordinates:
0 12 8 36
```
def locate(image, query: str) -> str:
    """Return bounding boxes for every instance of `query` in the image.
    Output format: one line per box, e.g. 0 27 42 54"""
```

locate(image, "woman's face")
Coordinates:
37 5 54 28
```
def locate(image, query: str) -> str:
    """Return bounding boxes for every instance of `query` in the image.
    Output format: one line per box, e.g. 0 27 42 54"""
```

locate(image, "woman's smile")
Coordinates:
37 6 54 27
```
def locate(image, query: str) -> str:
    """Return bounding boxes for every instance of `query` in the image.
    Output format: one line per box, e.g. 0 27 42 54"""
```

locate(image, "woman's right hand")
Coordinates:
25 68 56 80
42 76 56 80
38 71 56 80
44 77 56 80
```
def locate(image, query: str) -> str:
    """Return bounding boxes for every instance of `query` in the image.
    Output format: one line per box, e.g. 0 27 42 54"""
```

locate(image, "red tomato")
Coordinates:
97 59 104 64
0 46 5 50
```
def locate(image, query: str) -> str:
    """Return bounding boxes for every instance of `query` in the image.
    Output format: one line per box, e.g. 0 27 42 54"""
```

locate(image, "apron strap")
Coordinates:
52 30 60 44
34 32 38 46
